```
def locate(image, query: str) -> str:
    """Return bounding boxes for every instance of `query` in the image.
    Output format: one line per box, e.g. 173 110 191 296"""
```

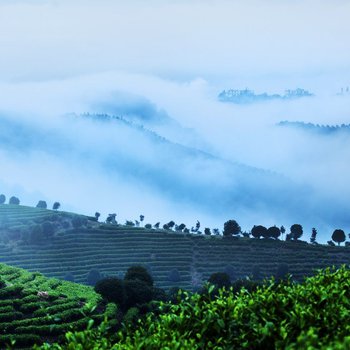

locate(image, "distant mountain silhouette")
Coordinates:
218 88 313 104
278 121 350 135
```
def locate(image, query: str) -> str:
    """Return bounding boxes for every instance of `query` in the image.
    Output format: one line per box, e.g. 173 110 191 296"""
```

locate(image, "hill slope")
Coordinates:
1 204 350 292
0 262 114 349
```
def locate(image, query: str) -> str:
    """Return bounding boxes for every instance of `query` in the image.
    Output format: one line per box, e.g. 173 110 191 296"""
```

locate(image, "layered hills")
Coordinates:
0 204 349 293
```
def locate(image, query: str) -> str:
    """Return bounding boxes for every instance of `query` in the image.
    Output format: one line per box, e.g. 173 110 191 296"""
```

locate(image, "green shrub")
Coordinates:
95 277 125 306
0 305 14 313
123 307 140 327
20 301 48 313
124 265 153 287
0 285 23 298
114 266 350 349
124 279 153 309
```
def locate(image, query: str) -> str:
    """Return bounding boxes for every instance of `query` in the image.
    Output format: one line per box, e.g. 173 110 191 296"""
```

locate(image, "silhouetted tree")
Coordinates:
0 194 6 204
135 220 140 227
36 200 47 209
153 222 160 229
183 228 190 233
9 196 20 205
145 223 152 229
163 224 169 230
327 240 336 246
52 202 60 210
251 225 267 239
290 224 303 240
213 228 220 235
176 223 186 232
261 226 271 239
106 214 117 224
267 226 281 240
95 212 101 221
310 228 317 243
332 229 346 246
204 228 211 235
139 215 144 223
280 225 286 239
125 220 135 227
223 220 241 237
195 221 200 232
167 221 175 230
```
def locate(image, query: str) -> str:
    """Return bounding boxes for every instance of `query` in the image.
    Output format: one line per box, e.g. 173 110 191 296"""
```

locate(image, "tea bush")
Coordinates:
114 266 350 349
36 265 350 349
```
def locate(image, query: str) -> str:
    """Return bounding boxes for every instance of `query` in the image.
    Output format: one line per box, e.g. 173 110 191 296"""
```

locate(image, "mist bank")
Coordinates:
0 68 348 242
0 105 349 240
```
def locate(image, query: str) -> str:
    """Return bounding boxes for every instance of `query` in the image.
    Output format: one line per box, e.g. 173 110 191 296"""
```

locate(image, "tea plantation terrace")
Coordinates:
0 204 350 291
0 263 115 348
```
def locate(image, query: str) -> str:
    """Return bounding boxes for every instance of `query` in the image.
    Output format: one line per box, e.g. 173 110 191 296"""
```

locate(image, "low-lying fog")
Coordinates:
0 0 349 241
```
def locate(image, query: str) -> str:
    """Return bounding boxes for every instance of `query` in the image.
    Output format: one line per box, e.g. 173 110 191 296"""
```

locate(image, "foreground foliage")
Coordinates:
38 265 350 349
0 263 114 348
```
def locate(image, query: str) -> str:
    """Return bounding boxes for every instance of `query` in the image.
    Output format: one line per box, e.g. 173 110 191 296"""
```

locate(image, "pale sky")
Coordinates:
0 0 349 82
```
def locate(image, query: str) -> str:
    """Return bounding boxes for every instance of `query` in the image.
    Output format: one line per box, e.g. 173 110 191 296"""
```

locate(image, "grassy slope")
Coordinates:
0 204 349 291
0 262 116 349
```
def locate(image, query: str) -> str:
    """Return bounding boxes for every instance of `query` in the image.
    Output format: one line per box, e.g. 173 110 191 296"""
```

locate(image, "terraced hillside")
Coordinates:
0 204 349 291
0 263 115 349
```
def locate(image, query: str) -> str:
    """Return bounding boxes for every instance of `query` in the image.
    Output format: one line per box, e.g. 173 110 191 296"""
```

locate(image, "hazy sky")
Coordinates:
0 0 349 85
0 0 349 240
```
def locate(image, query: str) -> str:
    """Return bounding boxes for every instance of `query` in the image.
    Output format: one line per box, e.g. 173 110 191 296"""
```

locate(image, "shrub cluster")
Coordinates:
35 266 350 349
94 266 162 312
115 265 350 349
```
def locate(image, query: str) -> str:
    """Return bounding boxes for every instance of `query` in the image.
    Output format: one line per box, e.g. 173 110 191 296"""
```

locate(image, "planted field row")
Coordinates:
0 263 115 348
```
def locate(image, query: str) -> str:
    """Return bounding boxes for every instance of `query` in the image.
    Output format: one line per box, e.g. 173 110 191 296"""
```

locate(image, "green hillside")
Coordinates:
0 262 115 349
0 204 349 291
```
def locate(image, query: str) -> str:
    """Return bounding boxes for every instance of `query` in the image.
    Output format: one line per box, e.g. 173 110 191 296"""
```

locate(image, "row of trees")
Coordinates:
0 195 60 210
102 213 348 247
222 220 347 246
1 196 347 246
